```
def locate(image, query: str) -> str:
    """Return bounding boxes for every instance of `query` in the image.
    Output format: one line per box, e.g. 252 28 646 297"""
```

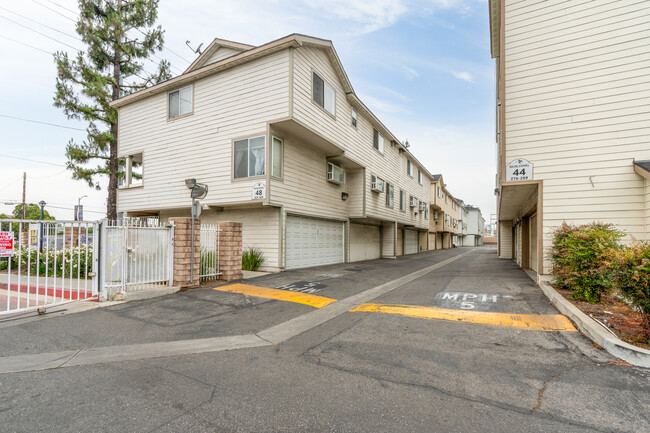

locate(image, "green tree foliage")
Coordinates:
54 0 171 220
11 204 55 221
611 241 650 336
550 222 623 303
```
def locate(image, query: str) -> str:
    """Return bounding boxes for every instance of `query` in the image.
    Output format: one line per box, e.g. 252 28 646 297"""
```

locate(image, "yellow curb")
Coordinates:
213 283 337 309
351 303 577 332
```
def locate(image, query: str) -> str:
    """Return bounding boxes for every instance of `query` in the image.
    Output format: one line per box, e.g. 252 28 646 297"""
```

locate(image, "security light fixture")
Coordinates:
191 183 208 200
185 178 197 189
341 192 349 201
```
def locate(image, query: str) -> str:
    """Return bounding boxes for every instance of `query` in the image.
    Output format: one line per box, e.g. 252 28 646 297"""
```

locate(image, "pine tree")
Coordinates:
54 0 171 220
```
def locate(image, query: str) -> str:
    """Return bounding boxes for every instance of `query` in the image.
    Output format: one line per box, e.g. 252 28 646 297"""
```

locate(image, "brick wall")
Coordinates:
169 217 201 289
218 222 242 282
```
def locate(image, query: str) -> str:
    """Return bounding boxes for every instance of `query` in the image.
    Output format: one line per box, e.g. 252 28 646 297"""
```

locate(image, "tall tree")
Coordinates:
54 0 171 220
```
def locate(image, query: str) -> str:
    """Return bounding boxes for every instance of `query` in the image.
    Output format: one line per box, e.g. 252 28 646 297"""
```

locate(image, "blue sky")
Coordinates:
0 0 495 222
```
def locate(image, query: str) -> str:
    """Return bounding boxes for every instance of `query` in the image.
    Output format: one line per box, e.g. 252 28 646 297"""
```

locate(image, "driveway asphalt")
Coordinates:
0 246 648 432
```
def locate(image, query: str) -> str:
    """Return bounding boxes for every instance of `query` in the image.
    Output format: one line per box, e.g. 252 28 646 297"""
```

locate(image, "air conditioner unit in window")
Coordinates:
409 196 418 207
419 202 427 211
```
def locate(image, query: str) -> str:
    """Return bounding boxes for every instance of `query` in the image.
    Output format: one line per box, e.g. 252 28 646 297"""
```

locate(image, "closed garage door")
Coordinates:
404 230 419 255
286 216 344 269
350 224 381 262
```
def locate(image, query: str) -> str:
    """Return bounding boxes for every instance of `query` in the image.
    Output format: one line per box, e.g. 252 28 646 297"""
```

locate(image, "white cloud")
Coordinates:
452 71 474 82
403 66 421 81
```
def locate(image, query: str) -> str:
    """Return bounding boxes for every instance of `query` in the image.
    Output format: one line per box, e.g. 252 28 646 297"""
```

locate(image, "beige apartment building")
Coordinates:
489 0 650 279
111 34 433 271
429 175 459 249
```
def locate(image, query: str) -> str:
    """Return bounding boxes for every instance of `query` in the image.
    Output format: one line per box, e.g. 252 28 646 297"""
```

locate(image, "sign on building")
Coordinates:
0 231 14 257
252 182 266 200
506 158 533 181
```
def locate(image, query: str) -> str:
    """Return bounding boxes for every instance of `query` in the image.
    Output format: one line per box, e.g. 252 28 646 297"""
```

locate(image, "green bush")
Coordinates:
0 247 93 279
550 222 623 303
611 241 650 333
242 247 265 271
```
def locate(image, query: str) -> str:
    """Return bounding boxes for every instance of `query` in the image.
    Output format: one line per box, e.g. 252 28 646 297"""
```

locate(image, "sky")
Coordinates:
0 0 496 223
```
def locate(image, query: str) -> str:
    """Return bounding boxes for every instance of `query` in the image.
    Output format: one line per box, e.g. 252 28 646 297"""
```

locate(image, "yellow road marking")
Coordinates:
350 303 577 332
213 283 337 308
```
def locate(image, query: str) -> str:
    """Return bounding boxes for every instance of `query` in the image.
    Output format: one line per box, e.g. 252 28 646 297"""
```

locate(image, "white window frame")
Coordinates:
168 85 193 119
407 160 414 177
351 107 358 128
233 135 266 179
327 162 345 184
373 128 384 154
386 183 394 207
312 71 336 117
272 136 283 178
400 190 406 211
418 170 423 184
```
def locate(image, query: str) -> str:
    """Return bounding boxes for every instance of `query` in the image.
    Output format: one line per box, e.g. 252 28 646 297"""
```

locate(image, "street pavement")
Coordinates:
0 246 648 432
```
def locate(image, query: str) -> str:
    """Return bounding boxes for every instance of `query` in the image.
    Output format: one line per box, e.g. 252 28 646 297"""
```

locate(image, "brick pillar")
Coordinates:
169 217 201 289
218 222 242 282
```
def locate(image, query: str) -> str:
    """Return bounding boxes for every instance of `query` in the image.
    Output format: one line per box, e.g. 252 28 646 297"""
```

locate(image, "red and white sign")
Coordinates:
0 231 14 257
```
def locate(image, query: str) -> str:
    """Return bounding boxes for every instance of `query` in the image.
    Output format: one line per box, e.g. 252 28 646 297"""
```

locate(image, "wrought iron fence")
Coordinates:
200 224 222 282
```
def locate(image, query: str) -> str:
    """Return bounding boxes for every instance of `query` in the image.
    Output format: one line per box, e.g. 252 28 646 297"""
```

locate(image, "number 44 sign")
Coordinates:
507 158 533 181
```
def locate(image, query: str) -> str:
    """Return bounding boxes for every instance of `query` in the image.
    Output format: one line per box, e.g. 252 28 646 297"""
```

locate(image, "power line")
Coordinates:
0 14 82 51
0 6 81 41
31 0 76 23
0 114 86 131
0 34 52 55
0 154 66 167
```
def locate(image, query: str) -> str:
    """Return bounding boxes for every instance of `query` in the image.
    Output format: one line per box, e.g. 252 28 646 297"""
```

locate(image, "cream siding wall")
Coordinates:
504 0 650 273
270 135 349 219
382 222 396 257
291 45 430 229
499 220 513 259
117 50 290 212
160 207 280 271
204 47 243 65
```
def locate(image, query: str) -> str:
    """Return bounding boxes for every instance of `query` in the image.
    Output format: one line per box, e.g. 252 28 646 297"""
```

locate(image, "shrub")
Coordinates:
611 241 650 334
242 247 265 271
0 246 93 279
550 222 623 303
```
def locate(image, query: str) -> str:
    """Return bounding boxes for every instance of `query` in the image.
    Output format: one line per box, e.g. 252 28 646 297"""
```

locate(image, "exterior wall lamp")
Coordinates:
341 192 349 201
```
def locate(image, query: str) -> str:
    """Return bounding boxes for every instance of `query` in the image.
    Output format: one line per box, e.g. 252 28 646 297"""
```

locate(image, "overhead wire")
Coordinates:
0 114 86 131
0 14 82 51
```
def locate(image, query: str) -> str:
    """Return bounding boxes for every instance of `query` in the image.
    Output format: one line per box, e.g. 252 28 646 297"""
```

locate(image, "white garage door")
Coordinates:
350 224 381 262
286 216 344 269
404 230 419 255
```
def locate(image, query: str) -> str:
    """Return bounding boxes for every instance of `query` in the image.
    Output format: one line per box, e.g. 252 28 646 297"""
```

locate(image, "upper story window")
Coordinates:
327 162 345 184
312 72 336 116
351 107 358 127
373 129 384 154
418 170 423 184
400 190 406 211
272 136 283 178
407 160 414 177
168 85 192 119
386 183 394 207
234 135 265 179
437 186 441 197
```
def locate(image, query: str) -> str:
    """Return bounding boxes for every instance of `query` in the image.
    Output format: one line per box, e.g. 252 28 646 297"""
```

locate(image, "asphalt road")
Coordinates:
0 246 648 432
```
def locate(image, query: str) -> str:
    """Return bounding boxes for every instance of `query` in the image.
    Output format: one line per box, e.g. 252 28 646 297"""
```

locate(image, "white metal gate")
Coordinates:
100 219 174 299
0 219 98 316
199 224 222 282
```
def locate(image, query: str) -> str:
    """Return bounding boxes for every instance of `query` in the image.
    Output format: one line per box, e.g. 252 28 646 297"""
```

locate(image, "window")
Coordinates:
312 72 336 116
425 208 429 219
168 85 192 119
122 152 143 187
373 129 384 154
437 186 441 198
445 194 448 203
327 162 345 184
371 175 385 192
351 107 358 127
234 136 266 179
407 160 413 176
400 190 406 211
272 137 283 178
386 183 394 207
418 170 423 184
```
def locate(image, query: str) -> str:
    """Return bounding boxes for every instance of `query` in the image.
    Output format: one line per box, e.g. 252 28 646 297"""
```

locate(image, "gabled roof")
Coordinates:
184 38 256 73
109 33 433 180
431 174 442 181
